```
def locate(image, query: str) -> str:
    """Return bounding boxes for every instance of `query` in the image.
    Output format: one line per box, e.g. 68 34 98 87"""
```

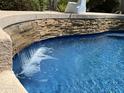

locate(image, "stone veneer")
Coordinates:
4 19 124 56
0 29 12 72
0 11 124 93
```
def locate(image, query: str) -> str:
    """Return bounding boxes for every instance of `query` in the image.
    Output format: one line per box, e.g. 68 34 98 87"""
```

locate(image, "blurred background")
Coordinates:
0 0 121 13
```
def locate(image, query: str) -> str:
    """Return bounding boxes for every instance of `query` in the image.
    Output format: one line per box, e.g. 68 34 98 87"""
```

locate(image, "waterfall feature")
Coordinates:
16 47 56 77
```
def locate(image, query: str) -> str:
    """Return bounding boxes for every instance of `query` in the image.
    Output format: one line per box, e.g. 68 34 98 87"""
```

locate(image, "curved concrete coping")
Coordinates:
0 11 124 29
0 11 124 93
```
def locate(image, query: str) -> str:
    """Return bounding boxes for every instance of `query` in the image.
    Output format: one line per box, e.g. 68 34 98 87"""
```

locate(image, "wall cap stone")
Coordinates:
0 11 124 29
0 28 11 40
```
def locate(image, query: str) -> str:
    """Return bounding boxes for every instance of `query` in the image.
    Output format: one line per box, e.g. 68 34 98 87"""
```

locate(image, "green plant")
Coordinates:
57 0 79 12
87 0 120 13
0 0 34 11
57 0 68 12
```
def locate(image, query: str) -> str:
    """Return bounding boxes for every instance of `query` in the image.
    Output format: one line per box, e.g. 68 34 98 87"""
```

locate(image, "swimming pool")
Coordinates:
13 31 124 93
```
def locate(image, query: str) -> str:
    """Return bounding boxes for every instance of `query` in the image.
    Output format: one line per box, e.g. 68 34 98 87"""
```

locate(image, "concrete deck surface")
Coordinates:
0 70 27 93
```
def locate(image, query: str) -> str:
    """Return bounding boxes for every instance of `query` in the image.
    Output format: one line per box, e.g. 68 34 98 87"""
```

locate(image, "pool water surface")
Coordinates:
13 32 124 93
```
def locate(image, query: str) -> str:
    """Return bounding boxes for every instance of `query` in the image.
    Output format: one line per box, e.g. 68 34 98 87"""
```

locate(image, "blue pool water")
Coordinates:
13 32 124 93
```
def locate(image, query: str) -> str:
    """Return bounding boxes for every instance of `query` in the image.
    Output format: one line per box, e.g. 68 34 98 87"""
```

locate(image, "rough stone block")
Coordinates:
0 29 12 72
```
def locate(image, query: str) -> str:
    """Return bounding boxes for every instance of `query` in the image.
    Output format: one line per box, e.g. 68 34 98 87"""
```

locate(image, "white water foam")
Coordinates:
18 47 55 77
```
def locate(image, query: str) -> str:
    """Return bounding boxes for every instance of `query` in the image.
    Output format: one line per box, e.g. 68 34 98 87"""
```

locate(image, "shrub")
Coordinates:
87 0 120 13
0 0 34 11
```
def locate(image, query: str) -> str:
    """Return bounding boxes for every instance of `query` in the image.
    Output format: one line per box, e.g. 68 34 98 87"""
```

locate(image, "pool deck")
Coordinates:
0 11 124 93
0 70 27 93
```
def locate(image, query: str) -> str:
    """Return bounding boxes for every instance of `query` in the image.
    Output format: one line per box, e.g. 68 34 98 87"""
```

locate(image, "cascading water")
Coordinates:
13 32 124 93
16 47 56 77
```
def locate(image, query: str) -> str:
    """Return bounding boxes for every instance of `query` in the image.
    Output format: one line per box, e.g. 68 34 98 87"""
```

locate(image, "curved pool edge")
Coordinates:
0 11 124 93
13 31 124 93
